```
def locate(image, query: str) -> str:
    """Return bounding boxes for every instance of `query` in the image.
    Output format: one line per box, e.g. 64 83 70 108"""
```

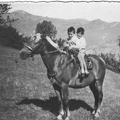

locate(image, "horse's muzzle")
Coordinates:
20 51 30 60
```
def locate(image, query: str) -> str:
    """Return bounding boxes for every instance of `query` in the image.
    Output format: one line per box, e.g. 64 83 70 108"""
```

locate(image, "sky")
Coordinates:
9 2 120 22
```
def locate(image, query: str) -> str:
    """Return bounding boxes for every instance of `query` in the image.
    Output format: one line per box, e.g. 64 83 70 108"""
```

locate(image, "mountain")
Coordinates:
7 10 120 55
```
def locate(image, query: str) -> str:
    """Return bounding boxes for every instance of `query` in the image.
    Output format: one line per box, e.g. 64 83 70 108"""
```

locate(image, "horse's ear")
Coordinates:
23 43 27 46
41 34 46 39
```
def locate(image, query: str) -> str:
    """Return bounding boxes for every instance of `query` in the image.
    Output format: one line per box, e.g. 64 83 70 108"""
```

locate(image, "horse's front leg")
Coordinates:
52 83 64 120
61 83 70 120
56 90 64 120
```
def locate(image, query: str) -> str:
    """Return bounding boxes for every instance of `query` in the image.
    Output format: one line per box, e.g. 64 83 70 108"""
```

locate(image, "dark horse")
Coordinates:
20 34 106 120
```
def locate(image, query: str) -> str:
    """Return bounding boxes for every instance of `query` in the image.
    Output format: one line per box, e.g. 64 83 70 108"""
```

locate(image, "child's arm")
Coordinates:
69 45 79 49
69 37 86 50
68 36 79 49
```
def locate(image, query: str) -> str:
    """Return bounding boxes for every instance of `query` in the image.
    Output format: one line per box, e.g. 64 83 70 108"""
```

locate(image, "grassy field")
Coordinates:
0 45 120 120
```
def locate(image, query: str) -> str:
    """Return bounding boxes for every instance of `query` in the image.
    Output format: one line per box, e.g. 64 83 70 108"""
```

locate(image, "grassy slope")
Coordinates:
0 46 120 120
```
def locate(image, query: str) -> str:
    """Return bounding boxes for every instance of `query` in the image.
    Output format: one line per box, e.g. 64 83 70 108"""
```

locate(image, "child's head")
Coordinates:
67 27 75 40
76 27 85 38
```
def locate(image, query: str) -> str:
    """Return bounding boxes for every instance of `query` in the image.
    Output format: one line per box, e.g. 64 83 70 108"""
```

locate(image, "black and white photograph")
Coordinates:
0 1 120 120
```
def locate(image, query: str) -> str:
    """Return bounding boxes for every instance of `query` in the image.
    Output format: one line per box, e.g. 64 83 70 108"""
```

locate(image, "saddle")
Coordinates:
68 48 93 70
84 55 93 70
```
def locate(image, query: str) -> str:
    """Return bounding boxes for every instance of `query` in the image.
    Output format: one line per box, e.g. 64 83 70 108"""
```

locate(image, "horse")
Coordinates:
20 34 106 120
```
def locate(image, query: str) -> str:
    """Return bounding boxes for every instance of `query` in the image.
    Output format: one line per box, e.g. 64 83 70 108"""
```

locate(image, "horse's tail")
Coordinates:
87 54 106 80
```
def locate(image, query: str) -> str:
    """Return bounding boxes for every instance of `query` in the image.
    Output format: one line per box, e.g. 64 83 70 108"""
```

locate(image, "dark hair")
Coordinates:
67 27 75 34
77 27 85 35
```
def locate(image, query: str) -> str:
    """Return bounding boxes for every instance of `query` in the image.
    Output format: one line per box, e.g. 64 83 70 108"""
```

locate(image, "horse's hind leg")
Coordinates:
89 80 103 118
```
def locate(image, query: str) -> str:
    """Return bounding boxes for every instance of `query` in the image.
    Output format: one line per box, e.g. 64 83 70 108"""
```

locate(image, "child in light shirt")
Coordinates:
68 27 89 75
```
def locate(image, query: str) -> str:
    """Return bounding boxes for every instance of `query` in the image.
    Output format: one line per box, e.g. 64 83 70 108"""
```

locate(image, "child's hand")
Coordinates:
63 42 69 47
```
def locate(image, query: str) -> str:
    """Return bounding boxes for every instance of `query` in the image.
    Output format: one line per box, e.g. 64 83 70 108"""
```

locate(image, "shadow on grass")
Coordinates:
16 96 93 115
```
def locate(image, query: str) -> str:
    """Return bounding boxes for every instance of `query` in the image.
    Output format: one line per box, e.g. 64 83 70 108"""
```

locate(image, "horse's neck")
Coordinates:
41 40 61 73
41 52 62 74
41 40 73 74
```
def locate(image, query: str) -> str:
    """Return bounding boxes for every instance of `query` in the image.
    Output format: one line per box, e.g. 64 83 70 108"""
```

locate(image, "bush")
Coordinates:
100 53 120 73
0 26 29 50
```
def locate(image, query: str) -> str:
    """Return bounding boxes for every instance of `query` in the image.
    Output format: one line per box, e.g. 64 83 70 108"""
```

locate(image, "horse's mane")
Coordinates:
46 36 58 49
44 36 59 52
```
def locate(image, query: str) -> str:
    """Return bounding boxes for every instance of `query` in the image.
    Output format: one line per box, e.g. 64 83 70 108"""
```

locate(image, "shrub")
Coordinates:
0 26 29 50
100 53 120 73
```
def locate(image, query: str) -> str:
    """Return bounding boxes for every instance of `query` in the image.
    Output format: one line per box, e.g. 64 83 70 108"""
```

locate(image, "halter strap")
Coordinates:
24 44 33 51
24 41 62 58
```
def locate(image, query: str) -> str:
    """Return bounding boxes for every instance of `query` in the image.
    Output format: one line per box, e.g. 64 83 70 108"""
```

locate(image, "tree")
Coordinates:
36 20 57 38
0 4 18 27
0 4 11 27
117 36 120 62
0 4 24 50
118 35 120 48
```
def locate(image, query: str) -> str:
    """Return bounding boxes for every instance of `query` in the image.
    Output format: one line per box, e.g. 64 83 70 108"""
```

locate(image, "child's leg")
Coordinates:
81 53 89 74
78 53 84 74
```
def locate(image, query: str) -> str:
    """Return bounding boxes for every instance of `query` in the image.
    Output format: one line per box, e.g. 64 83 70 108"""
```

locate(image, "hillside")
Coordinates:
0 46 120 120
7 10 120 48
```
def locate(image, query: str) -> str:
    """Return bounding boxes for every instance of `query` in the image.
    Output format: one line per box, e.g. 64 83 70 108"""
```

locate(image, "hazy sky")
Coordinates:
10 2 120 22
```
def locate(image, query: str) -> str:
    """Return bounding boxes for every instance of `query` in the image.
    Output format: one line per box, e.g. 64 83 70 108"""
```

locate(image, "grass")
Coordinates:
0 45 120 120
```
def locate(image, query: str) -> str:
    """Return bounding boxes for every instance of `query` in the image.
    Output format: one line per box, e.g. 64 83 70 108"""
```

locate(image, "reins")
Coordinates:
43 49 60 57
47 52 74 78
24 41 61 57
24 39 74 78
48 57 74 79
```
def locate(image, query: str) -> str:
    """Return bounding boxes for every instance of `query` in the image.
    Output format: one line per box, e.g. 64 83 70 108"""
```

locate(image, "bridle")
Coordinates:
24 44 33 51
24 39 60 57
24 38 74 79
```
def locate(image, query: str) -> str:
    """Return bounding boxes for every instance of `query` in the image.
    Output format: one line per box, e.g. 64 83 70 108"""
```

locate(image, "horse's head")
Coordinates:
20 33 45 60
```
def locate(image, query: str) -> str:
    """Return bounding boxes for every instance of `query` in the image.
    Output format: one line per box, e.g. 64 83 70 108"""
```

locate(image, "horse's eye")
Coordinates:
33 36 36 41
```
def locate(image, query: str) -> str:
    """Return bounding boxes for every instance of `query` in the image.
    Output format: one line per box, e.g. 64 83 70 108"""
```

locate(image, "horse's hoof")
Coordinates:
94 112 100 118
57 114 63 120
65 117 69 120
92 110 95 115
